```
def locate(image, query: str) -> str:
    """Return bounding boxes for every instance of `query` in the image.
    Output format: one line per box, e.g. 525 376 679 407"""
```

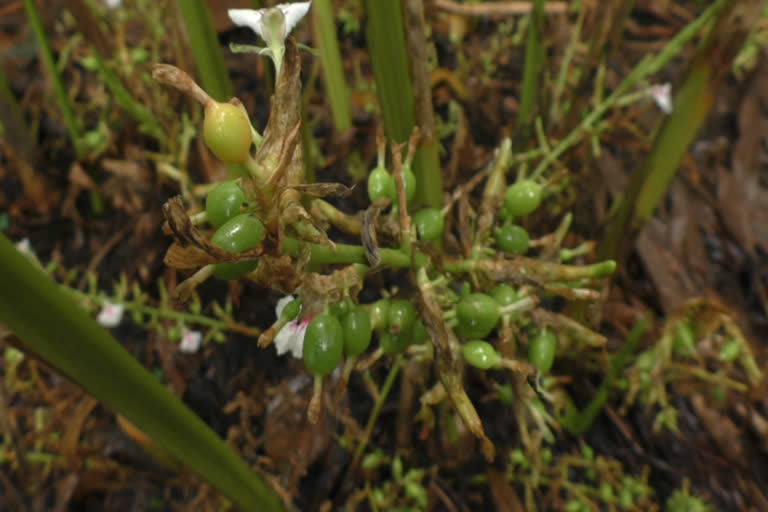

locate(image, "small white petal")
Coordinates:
274 320 307 359
275 295 296 319
105 0 123 8
180 328 203 354
97 302 124 328
278 1 312 35
15 238 34 257
228 9 266 39
649 83 673 114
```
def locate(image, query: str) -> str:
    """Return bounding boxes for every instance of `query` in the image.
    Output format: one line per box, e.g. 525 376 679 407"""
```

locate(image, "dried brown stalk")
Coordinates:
417 269 495 461
434 0 568 16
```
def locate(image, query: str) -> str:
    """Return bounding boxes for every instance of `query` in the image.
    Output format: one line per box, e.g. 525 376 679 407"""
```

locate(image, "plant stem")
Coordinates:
177 0 249 179
312 0 352 132
403 0 443 207
90 52 167 142
364 0 443 208
598 58 714 262
22 0 83 158
0 69 48 203
516 0 545 139
0 70 38 162
562 316 648 435
597 0 751 264
62 0 165 142
280 237 615 283
530 0 729 181
364 0 414 144
176 0 233 102
281 237 416 268
62 287 262 338
349 354 404 471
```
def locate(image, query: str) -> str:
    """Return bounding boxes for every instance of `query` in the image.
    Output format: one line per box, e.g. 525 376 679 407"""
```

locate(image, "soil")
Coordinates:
1 1 767 511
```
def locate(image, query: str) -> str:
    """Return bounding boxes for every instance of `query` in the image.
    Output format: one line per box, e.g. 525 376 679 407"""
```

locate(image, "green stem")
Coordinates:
281 237 416 267
280 238 615 283
0 69 41 167
549 10 582 124
22 0 83 158
364 0 442 207
89 51 166 142
403 0 443 207
176 0 233 102
62 287 261 338
562 316 648 435
350 354 404 471
599 60 714 262
516 0 545 137
312 0 352 132
411 144 443 208
364 0 414 144
442 257 616 280
598 1 741 263
177 0 248 179
633 63 712 225
0 234 284 511
530 0 729 180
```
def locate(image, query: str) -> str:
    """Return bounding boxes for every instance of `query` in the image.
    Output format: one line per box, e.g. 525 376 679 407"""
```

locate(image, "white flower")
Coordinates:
179 328 203 354
228 2 311 42
97 302 124 328
15 238 36 259
274 318 310 359
15 238 31 253
228 1 311 77
649 83 673 114
104 0 123 8
273 294 307 358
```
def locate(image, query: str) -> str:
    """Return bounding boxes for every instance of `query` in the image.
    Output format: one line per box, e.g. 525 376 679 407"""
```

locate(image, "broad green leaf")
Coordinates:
0 234 284 511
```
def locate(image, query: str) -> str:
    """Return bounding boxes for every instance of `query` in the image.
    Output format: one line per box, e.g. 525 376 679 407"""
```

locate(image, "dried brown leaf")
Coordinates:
162 196 264 269
487 467 525 512
417 271 494 461
361 197 391 267
152 63 210 105
298 266 364 317
288 182 353 198
721 58 768 254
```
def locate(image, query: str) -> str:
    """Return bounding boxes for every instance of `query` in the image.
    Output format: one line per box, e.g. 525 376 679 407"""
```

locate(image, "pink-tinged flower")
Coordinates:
649 83 673 114
274 317 310 359
96 302 124 328
179 328 203 354
273 295 306 358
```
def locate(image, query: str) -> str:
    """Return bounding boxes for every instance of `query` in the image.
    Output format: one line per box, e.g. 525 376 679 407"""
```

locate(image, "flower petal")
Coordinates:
649 83 673 114
97 302 125 328
15 238 34 257
274 321 306 359
275 295 296 319
180 328 203 354
228 9 266 39
278 1 312 35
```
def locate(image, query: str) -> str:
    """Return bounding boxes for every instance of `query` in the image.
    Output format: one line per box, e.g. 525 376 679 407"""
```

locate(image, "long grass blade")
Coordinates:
0 235 284 511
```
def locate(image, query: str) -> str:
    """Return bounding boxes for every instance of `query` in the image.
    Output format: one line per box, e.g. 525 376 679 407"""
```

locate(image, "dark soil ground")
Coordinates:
1 1 767 511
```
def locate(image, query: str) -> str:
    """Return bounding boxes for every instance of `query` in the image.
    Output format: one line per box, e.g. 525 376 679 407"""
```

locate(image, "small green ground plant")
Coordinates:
2 0 767 510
